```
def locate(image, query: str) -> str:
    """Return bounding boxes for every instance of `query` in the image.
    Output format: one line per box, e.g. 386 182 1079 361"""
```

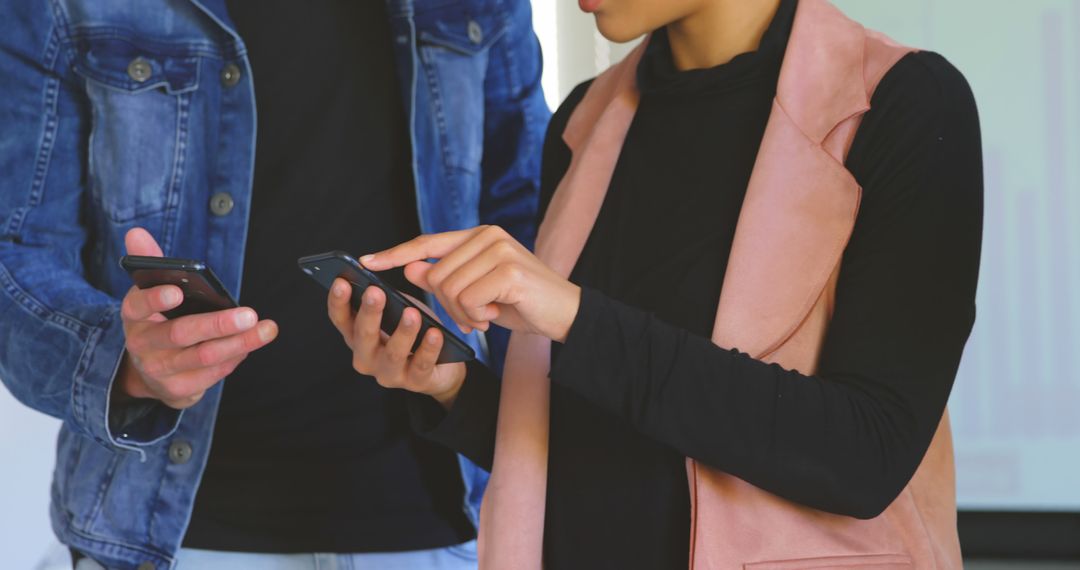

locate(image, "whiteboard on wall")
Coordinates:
834 0 1080 512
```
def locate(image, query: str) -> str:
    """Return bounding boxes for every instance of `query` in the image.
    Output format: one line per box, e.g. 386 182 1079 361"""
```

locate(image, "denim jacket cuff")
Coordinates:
71 305 182 449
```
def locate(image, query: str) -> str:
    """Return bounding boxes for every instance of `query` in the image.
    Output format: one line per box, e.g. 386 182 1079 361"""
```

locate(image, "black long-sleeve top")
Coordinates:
185 0 473 553
414 0 983 567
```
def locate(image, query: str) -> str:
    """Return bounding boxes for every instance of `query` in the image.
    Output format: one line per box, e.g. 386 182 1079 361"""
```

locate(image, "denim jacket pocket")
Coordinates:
416 9 506 174
72 36 200 223
417 8 506 57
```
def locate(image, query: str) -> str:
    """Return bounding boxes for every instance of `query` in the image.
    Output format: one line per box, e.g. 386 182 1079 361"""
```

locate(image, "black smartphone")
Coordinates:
119 255 238 319
298 250 475 364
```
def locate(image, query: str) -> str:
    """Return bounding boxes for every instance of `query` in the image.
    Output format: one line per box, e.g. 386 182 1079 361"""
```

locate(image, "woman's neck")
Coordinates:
666 0 783 71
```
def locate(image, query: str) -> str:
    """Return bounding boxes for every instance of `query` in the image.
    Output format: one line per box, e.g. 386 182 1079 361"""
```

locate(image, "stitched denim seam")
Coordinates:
147 461 167 548
66 25 226 59
83 448 123 533
493 3 532 183
72 60 202 96
64 522 172 565
0 262 92 335
46 0 70 46
496 0 519 96
69 322 106 447
160 92 190 256
7 19 64 238
422 44 467 221
60 432 86 517
27 78 59 212
419 46 453 173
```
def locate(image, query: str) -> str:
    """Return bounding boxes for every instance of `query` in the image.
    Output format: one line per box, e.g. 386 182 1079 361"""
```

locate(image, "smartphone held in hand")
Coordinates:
119 255 238 319
298 250 475 364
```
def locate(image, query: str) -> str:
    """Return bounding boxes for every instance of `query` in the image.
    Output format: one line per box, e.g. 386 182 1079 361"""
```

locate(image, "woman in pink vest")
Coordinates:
327 0 981 567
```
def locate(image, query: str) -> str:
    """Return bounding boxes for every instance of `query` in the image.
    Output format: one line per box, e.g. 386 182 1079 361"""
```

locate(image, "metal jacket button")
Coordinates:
168 440 193 464
137 562 155 570
209 192 234 216
221 63 241 87
127 58 152 82
467 20 483 45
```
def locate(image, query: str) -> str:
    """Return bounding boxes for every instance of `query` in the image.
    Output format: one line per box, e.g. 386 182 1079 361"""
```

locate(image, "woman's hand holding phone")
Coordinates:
328 224 580 410
117 228 279 409
327 280 467 409
360 225 581 343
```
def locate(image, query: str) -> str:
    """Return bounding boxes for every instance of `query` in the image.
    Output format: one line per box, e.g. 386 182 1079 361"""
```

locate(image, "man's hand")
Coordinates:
116 228 278 409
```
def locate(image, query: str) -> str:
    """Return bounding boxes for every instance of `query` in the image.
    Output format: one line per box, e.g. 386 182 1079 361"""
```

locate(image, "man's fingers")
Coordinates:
141 307 259 350
157 320 277 376
360 227 486 270
161 391 206 411
327 278 356 345
121 285 183 322
158 355 247 409
124 227 165 257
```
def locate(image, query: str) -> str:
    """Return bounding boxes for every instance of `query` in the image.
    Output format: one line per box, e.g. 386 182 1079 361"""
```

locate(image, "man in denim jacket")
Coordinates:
0 0 548 568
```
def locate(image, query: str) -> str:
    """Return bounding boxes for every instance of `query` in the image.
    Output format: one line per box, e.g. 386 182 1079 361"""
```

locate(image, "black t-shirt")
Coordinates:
414 0 983 567
183 0 474 553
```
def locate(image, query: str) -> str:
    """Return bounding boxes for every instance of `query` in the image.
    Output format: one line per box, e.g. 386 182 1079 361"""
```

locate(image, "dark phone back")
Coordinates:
297 251 475 364
120 256 238 319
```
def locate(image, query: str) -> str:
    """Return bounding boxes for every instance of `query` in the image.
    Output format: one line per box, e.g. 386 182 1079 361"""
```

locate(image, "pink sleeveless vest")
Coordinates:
478 1 963 568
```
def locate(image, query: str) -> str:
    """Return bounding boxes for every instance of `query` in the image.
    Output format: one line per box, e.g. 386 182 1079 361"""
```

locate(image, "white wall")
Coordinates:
0 386 62 568
532 1 641 110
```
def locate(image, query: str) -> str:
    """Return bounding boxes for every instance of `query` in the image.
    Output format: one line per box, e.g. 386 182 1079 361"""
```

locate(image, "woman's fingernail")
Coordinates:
359 254 375 265
402 312 416 326
235 309 257 329
257 321 276 342
333 283 346 298
426 332 440 345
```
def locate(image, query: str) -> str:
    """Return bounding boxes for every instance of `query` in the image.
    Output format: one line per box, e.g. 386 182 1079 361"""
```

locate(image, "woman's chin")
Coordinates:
594 14 649 44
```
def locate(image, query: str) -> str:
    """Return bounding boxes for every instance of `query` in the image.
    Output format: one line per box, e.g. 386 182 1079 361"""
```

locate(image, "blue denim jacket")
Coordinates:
0 0 548 567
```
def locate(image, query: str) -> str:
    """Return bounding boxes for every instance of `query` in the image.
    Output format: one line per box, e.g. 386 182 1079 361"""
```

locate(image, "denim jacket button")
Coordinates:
137 562 156 570
209 192 235 216
168 440 193 464
467 20 483 44
127 58 152 82
221 63 242 87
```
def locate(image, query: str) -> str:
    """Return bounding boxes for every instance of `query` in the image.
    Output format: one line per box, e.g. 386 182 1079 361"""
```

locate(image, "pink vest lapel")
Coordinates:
476 44 647 570
710 98 862 361
713 0 908 361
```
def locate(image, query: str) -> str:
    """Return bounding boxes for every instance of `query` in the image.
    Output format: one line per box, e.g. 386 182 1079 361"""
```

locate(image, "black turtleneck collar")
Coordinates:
637 0 798 99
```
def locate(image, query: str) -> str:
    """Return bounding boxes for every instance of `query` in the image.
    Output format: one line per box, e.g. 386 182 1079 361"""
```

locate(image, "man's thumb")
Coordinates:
124 227 164 257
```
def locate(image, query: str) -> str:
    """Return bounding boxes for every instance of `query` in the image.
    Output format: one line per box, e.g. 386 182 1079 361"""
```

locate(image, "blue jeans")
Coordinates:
74 541 477 570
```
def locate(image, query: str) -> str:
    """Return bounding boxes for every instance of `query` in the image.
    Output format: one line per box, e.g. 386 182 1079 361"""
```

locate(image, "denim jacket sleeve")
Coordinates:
0 1 180 450
476 0 551 368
